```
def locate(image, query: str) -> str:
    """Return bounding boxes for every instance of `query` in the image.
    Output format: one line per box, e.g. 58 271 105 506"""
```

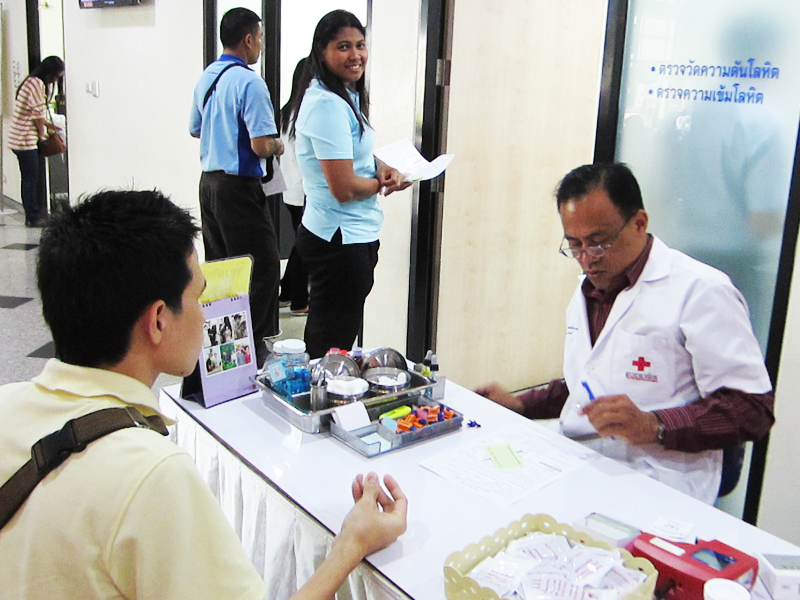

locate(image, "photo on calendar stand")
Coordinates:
202 311 253 377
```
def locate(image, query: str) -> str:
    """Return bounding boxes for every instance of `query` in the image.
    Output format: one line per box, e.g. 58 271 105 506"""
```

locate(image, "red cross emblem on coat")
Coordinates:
632 356 650 372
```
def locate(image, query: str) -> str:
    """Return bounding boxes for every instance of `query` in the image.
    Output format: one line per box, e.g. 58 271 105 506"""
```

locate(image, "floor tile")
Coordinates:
2 243 39 251
28 341 56 359
0 295 33 308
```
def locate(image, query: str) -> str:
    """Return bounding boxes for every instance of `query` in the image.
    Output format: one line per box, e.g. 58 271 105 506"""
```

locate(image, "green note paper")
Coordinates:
487 445 524 469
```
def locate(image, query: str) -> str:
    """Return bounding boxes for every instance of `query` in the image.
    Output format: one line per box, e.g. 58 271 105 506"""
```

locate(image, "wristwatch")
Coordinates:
654 414 666 446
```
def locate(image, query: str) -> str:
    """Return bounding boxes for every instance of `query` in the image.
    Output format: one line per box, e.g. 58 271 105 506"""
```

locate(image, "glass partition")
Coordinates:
616 0 800 351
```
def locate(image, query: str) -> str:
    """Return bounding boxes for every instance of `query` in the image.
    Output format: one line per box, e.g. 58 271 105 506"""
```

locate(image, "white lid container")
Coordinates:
704 579 750 600
273 339 306 355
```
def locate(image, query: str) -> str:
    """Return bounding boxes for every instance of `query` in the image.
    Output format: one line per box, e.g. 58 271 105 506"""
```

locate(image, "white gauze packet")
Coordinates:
564 545 624 588
520 572 583 600
469 553 539 597
597 564 647 595
580 587 620 600
505 532 574 563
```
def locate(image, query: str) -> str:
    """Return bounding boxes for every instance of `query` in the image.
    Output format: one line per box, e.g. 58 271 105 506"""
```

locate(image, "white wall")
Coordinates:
435 0 608 389
1 0 34 204
361 0 418 353
61 0 203 217
39 0 64 61
758 243 800 544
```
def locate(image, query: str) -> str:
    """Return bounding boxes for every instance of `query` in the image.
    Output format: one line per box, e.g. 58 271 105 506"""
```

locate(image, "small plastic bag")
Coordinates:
506 532 573 563
563 546 623 588
581 587 620 600
520 572 582 600
597 564 647 595
470 553 539 597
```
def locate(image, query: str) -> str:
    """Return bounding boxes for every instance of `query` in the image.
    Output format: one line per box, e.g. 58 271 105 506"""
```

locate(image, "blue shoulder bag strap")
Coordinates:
201 62 275 183
202 62 247 108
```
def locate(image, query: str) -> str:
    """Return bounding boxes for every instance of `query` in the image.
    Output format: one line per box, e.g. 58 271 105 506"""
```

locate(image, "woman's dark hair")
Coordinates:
287 10 369 138
280 57 308 137
16 55 64 100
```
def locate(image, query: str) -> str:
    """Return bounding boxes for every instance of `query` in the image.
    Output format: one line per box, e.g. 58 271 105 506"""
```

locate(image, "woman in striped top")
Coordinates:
9 56 64 227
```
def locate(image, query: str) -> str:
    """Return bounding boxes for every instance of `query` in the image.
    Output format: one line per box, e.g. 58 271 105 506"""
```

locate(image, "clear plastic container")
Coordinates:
264 339 311 397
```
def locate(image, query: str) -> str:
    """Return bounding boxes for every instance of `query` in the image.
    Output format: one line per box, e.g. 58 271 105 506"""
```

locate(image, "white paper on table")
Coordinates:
332 401 371 432
421 423 592 507
373 138 455 182
646 516 697 544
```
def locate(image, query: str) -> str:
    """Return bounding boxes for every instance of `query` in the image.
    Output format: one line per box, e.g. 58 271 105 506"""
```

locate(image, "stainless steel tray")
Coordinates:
254 370 435 434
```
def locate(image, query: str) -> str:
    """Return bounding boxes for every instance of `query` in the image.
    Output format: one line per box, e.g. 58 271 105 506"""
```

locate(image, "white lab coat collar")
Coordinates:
585 235 671 353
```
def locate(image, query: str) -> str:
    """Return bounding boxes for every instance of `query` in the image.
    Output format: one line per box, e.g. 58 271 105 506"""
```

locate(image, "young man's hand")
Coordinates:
341 472 408 557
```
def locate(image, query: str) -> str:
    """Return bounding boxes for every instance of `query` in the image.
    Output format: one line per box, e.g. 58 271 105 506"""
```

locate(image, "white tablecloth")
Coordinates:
159 393 405 600
160 381 797 600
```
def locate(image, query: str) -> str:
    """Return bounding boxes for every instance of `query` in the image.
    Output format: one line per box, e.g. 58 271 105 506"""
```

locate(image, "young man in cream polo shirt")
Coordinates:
0 190 407 600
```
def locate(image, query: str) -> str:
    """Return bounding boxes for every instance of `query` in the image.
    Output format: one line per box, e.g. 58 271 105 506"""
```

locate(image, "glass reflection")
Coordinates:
616 0 800 351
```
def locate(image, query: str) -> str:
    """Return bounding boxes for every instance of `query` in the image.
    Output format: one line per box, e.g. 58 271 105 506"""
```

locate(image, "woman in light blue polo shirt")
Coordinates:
288 10 410 358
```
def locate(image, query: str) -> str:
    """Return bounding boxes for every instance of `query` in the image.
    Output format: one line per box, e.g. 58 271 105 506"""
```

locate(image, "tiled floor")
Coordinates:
0 199 307 391
0 206 53 386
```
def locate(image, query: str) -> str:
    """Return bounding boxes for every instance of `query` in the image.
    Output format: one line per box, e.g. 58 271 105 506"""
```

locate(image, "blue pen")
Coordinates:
581 380 615 439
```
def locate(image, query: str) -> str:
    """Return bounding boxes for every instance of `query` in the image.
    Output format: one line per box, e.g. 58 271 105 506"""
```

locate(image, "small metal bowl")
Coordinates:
363 367 411 395
312 353 360 384
362 347 407 372
326 376 369 405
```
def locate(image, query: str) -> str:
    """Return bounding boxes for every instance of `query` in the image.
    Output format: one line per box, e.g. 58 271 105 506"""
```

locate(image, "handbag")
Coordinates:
38 105 66 157
38 131 66 157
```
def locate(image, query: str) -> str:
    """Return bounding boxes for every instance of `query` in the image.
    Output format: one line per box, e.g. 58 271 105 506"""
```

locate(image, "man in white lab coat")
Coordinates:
477 163 774 504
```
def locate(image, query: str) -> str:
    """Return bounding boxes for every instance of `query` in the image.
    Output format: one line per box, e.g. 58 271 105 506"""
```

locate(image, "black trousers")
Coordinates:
279 203 309 311
199 171 280 365
13 149 43 225
295 225 379 359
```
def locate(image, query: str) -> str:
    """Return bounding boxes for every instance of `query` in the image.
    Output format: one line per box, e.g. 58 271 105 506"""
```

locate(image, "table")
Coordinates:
160 381 798 600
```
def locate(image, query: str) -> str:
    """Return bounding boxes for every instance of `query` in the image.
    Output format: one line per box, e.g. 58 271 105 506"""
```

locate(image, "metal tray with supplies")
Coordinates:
330 398 463 458
254 370 436 434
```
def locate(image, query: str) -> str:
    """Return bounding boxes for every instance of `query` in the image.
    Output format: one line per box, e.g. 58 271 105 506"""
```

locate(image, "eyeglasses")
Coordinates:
559 218 632 259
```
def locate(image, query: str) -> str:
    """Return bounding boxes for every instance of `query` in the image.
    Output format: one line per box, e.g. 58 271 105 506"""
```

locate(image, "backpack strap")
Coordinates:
202 62 247 108
0 406 168 531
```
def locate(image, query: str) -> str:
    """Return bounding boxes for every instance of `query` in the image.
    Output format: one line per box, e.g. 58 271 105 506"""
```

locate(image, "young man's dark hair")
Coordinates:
219 7 261 48
556 163 644 221
37 189 200 368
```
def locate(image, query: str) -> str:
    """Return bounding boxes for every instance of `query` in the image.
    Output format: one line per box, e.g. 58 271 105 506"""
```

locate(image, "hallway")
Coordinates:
0 199 307 390
0 205 52 386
